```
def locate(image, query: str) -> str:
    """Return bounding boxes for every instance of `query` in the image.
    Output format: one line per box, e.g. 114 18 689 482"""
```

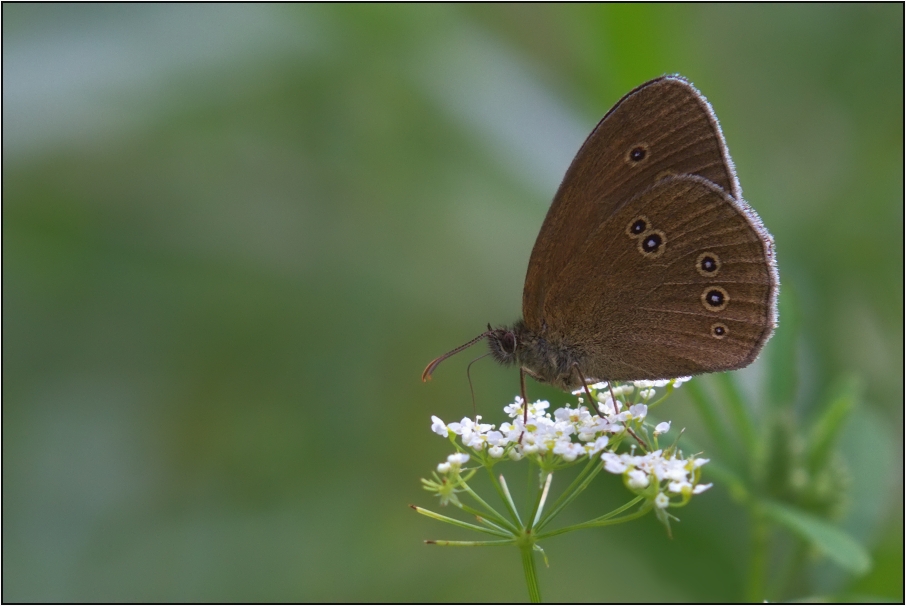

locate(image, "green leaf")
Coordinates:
806 376 860 471
761 500 872 575
714 372 757 456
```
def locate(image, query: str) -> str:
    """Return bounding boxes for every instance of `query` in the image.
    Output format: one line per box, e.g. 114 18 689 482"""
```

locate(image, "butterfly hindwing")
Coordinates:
540 176 777 380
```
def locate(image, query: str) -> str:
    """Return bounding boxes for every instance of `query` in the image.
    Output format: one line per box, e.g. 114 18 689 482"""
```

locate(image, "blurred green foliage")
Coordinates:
3 4 902 602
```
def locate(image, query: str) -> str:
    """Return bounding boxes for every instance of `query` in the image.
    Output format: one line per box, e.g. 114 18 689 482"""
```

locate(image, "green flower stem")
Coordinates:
457 498 518 534
472 513 516 536
536 458 604 531
428 539 516 547
487 468 523 527
746 504 770 602
645 385 675 409
768 537 808 601
586 494 646 523
412 506 512 537
461 479 520 533
521 544 542 603
536 500 651 539
527 472 552 530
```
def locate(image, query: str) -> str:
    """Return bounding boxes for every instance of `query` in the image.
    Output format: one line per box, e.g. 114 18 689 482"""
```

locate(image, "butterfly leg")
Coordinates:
606 380 648 449
520 368 529 421
571 363 597 415
518 367 529 444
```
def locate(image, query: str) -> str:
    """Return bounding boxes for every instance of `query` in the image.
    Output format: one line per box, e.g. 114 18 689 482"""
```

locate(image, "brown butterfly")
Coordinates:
423 75 778 403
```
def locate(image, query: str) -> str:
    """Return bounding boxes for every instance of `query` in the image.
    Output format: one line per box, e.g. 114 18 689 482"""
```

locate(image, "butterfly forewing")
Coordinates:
523 76 741 331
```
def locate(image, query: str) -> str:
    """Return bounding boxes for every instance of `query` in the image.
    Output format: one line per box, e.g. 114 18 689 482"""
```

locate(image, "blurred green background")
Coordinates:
3 4 902 602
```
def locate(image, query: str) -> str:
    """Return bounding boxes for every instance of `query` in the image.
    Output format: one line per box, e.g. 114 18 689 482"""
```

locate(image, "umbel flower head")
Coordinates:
426 378 710 517
415 377 715 604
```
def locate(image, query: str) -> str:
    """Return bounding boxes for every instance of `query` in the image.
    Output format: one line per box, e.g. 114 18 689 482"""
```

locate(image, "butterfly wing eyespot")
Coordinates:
696 252 722 277
701 286 729 312
711 323 728 339
626 143 649 164
625 215 649 238
637 229 666 258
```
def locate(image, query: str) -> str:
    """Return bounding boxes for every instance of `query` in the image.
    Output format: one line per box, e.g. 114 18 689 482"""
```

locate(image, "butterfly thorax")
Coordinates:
488 319 588 391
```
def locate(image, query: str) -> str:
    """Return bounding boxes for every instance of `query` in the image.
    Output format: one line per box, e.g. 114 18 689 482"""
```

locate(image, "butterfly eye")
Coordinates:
711 323 728 339
701 287 729 312
626 144 649 163
626 215 649 238
696 252 722 277
637 229 666 258
501 332 517 354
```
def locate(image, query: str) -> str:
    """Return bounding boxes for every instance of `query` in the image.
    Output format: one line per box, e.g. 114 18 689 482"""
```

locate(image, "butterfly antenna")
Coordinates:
465 352 490 417
422 330 493 382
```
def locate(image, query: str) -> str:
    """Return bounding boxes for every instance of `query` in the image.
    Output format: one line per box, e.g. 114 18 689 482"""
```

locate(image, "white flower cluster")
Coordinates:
601 450 712 506
429 378 711 506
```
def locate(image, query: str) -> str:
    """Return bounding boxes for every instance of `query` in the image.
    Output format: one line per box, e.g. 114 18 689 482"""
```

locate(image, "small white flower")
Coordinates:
602 452 628 474
509 449 524 461
485 430 506 446
553 440 584 461
587 435 609 455
672 376 692 387
668 480 692 494
447 453 470 466
654 492 670 509
639 388 656 400
446 418 472 436
634 379 670 388
463 433 485 449
654 421 671 436
664 463 688 483
528 400 551 417
572 381 609 395
504 397 525 417
629 404 648 420
488 445 504 458
612 384 634 396
436 462 451 473
627 469 650 489
431 416 449 437
693 483 713 494
522 442 540 454
596 394 617 416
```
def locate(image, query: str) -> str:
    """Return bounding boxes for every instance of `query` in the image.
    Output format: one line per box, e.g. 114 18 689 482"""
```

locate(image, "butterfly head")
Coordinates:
487 325 519 366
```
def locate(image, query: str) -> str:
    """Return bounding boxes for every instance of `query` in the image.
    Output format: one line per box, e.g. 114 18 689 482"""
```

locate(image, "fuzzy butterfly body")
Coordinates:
424 75 778 392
